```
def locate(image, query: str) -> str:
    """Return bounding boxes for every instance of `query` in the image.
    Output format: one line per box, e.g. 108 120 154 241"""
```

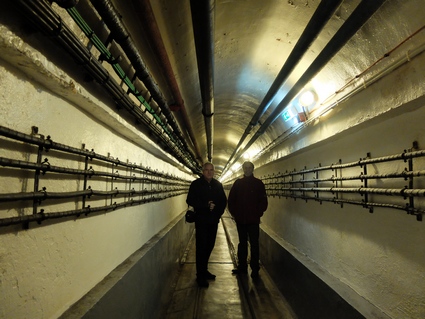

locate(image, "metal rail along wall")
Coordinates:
0 125 191 229
262 142 425 221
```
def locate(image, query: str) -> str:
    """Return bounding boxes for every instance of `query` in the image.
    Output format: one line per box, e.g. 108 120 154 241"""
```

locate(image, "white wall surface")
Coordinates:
0 42 192 318
254 52 425 319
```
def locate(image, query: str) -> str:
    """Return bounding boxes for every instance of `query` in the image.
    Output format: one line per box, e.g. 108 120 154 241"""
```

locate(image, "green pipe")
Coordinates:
66 7 192 153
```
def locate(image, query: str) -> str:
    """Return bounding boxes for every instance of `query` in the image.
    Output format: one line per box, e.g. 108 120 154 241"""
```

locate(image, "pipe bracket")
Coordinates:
202 109 214 117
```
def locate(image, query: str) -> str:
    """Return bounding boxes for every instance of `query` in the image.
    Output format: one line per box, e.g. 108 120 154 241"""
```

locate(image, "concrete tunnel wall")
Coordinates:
254 51 425 319
0 53 193 319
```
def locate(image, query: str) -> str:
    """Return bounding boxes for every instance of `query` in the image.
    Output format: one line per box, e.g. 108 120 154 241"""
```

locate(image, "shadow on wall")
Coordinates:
59 213 193 319
260 227 365 319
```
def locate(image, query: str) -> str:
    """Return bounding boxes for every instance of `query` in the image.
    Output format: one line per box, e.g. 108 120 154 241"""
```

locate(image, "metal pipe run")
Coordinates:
0 125 192 228
11 0 200 173
259 142 425 221
271 187 425 197
266 193 424 221
87 0 201 166
0 125 191 183
0 156 189 185
227 0 388 172
0 192 187 228
223 0 344 173
190 0 215 162
273 170 425 184
0 187 188 203
262 148 425 179
129 0 203 164
65 6 199 170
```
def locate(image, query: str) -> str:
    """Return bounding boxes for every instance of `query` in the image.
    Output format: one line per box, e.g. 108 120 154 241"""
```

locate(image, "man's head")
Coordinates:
242 161 254 177
202 162 215 182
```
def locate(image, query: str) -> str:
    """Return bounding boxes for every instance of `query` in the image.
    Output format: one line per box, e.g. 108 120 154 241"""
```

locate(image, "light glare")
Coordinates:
299 91 315 107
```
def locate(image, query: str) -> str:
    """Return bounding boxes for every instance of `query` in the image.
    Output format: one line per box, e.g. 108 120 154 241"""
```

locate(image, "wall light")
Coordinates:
299 90 316 107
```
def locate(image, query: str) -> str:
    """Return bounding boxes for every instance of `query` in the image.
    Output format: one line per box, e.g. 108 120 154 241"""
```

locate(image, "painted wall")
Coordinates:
0 39 193 319
253 52 425 319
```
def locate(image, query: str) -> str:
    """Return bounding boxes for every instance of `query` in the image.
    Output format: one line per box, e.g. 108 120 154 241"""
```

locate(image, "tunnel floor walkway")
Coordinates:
165 212 296 319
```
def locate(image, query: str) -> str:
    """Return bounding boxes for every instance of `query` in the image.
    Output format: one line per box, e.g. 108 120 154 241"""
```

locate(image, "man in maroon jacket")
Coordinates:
228 161 268 278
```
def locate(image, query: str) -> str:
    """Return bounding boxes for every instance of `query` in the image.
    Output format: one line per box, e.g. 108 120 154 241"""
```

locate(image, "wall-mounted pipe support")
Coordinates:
88 0 201 166
0 125 191 229
257 145 425 222
11 0 200 173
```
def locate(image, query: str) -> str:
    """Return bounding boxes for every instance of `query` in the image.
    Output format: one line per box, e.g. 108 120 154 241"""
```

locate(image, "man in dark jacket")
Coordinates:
186 162 227 287
228 161 268 278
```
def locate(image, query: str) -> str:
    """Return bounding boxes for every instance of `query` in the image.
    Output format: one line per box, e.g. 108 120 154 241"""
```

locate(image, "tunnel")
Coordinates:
1 0 425 318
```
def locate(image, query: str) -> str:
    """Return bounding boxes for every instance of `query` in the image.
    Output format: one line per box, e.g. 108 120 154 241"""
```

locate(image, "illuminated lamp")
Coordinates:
299 90 316 107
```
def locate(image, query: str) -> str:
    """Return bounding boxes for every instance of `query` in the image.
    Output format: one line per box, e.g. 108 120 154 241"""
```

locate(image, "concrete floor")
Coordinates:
165 212 297 318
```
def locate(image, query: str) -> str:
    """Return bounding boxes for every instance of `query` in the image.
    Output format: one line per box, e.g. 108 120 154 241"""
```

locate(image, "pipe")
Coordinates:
274 187 425 197
260 148 425 179
0 156 188 184
265 170 425 184
0 126 192 183
190 0 215 162
223 0 344 173
130 0 203 164
229 0 388 170
265 194 423 220
88 0 201 166
66 6 199 169
12 0 200 173
0 187 188 203
0 192 187 227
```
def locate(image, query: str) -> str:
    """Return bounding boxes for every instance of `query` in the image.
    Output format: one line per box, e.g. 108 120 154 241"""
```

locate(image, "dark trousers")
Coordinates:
236 223 260 271
195 222 218 278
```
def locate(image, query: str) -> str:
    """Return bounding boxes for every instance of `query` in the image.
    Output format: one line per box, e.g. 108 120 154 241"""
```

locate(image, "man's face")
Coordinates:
203 164 214 181
242 163 254 177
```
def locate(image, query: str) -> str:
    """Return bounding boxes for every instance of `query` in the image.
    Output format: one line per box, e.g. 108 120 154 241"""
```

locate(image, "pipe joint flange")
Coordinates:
86 186 93 198
100 53 122 67
37 187 47 204
202 109 214 117
52 18 65 37
43 136 53 152
41 158 51 175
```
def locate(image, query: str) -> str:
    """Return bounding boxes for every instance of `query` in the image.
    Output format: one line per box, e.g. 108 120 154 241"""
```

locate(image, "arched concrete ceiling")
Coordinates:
3 0 424 178
111 0 425 177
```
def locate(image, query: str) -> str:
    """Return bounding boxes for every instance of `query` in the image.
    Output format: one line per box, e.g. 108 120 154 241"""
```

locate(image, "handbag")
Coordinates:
185 209 196 223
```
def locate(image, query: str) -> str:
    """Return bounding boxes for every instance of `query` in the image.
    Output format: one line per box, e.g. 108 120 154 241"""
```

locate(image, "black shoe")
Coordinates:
205 271 216 280
232 268 248 275
196 278 209 288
